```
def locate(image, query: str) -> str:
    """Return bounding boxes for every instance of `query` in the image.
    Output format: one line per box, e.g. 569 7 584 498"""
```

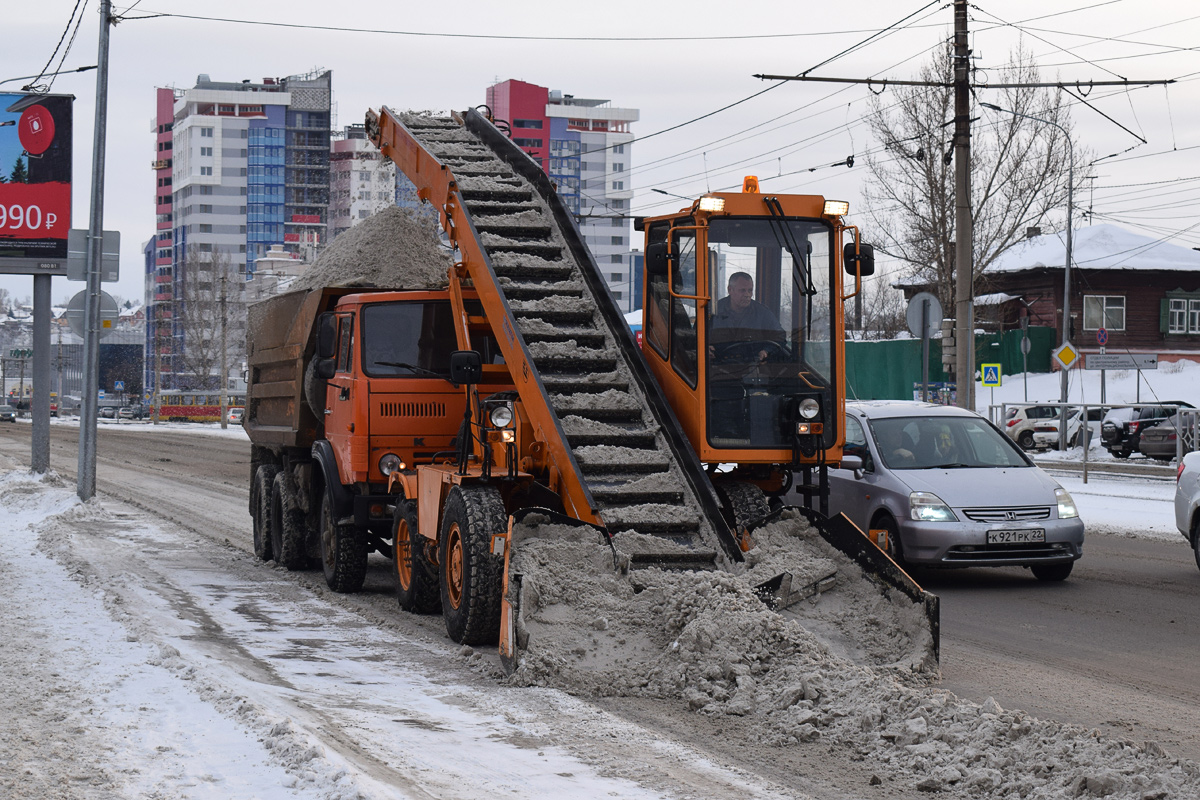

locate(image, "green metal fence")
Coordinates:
844 326 1055 401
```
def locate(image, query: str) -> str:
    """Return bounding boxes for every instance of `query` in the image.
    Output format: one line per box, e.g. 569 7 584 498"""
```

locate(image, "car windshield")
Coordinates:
870 415 1029 470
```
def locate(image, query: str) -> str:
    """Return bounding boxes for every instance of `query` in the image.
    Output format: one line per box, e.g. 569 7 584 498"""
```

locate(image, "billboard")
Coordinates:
0 92 73 275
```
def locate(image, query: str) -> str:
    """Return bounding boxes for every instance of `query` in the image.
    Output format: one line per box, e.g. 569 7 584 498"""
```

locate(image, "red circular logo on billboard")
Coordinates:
19 105 56 155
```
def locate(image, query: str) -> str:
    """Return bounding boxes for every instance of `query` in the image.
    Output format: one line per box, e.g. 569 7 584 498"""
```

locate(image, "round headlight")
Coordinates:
798 398 820 420
379 453 403 475
489 404 514 428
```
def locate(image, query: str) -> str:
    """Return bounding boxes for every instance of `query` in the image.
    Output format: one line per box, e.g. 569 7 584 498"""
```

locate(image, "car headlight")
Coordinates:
909 491 958 522
488 403 514 428
798 398 820 420
1055 487 1079 519
378 453 404 475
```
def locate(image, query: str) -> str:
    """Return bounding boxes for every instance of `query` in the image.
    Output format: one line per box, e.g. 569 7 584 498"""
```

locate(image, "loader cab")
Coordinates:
641 188 862 481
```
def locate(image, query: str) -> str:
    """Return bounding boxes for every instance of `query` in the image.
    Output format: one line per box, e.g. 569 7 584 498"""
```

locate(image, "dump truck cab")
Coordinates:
638 181 873 511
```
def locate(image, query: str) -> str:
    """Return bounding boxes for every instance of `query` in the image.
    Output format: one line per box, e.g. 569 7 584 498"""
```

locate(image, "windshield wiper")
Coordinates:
376 361 444 378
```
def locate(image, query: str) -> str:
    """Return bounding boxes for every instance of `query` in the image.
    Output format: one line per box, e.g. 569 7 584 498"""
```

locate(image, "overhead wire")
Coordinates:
25 0 88 94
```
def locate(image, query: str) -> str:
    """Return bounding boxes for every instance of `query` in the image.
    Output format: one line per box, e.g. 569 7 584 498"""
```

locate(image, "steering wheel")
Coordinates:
712 339 789 364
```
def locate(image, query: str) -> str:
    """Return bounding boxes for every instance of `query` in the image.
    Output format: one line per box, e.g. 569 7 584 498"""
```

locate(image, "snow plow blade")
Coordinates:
786 506 940 664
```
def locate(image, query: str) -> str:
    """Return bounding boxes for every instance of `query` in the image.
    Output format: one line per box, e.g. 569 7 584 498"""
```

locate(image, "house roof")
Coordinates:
987 223 1200 274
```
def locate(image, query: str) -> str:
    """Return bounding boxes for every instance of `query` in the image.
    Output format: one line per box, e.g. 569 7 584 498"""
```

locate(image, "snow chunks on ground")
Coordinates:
505 509 1200 799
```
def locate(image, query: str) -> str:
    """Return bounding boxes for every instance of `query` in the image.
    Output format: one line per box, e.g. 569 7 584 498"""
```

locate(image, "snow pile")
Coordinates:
292 205 453 291
506 511 1200 799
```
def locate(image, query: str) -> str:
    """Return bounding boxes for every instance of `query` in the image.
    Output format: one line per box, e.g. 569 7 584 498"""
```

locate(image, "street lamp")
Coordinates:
981 102 1074 411
0 66 97 90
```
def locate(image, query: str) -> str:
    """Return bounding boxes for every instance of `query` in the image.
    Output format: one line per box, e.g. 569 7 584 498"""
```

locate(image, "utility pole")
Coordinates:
952 0 974 411
78 0 113 501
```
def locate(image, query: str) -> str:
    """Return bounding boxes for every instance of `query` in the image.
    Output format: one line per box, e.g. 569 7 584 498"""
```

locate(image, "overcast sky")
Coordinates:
5 0 1200 307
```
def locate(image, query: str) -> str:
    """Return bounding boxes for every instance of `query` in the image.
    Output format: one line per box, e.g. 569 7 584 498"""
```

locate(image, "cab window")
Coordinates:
336 314 354 373
670 227 698 388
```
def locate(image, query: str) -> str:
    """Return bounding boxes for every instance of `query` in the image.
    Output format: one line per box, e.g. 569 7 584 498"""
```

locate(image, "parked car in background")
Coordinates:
1101 402 1194 459
1174 451 1200 570
118 404 148 420
227 407 244 424
98 406 117 419
1031 407 1107 450
823 400 1084 581
1003 404 1061 450
0 404 15 422
1138 414 1187 462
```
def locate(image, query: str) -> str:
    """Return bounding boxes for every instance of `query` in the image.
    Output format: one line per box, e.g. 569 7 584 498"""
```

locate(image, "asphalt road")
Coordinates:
3 420 1198 764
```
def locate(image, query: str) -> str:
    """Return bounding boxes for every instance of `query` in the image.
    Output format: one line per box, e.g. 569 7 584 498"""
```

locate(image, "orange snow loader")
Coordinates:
244 106 938 669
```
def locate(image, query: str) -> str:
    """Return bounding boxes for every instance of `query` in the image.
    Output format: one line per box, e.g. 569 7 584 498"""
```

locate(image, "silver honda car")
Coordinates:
824 401 1084 581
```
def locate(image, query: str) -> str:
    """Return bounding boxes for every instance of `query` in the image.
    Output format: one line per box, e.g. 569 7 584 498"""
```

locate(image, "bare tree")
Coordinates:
175 244 236 390
853 272 908 341
862 44 1081 312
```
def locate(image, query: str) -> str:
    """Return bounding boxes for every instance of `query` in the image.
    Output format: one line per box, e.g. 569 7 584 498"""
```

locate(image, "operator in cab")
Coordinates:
709 271 786 364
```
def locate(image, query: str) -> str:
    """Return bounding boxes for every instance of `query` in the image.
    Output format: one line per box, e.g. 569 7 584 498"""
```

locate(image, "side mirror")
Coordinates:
316 312 337 359
839 454 865 479
645 241 671 277
449 350 483 387
843 242 876 277
315 357 336 380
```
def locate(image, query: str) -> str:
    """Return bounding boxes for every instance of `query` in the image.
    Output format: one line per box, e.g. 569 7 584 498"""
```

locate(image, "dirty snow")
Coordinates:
507 513 1200 800
291 205 453 292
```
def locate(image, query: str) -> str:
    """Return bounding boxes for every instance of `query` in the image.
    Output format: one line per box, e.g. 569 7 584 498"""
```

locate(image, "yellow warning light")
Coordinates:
742 176 760 193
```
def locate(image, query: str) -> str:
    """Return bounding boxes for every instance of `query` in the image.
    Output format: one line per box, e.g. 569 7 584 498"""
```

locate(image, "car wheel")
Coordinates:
1017 430 1035 450
872 512 904 564
1031 562 1073 581
1191 518 1200 573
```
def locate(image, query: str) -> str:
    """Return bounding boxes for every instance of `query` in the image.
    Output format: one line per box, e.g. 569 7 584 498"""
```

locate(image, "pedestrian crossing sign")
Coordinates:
981 363 1001 386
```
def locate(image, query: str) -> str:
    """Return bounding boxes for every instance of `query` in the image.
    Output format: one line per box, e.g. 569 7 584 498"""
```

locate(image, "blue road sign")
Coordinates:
1097 327 1108 346
981 364 1001 386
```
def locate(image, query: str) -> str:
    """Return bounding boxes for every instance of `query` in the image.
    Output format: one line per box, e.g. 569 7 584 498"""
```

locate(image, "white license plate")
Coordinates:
987 529 1046 544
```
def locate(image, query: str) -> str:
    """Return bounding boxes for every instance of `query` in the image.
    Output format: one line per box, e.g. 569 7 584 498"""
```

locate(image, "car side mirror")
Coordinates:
449 350 483 387
840 454 865 479
646 241 671 277
316 312 337 359
315 357 336 380
843 242 875 276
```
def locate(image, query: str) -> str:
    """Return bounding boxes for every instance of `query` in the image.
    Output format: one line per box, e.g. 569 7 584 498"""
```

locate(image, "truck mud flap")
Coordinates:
770 506 939 665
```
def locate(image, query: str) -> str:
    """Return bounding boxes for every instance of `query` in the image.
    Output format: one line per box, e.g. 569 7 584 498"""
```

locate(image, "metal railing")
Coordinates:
989 402 1196 482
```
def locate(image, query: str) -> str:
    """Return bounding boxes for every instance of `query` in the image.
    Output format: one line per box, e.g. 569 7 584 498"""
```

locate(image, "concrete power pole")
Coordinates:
952 0 975 411
77 0 113 501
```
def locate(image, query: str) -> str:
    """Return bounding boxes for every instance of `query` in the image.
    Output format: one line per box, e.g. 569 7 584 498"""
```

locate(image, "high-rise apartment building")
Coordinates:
485 80 640 311
329 124 397 240
147 70 332 393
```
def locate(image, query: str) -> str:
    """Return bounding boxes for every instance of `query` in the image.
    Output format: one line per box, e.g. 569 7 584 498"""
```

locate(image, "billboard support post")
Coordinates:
78 0 113 501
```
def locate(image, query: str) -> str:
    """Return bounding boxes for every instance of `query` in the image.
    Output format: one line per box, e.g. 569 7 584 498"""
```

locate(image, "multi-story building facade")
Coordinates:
485 80 640 312
146 70 332 394
329 124 397 240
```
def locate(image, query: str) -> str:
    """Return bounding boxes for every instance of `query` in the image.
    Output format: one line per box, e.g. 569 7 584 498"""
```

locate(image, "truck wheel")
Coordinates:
252 464 279 562
270 471 309 571
439 485 506 645
320 492 367 593
716 481 770 540
394 500 441 614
